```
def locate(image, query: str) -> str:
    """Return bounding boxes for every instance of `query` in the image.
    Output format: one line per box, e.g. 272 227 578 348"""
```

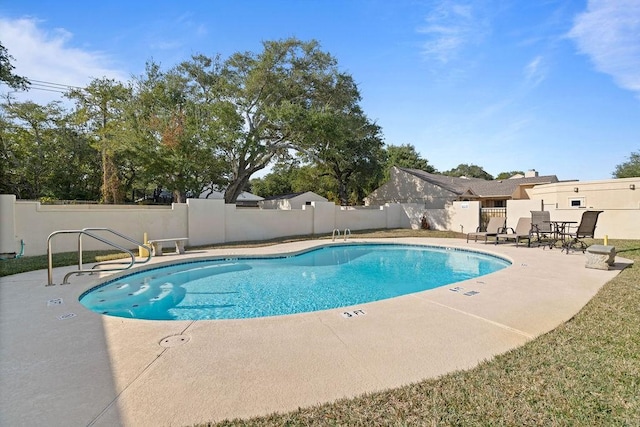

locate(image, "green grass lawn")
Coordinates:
2 231 638 425
0 250 130 277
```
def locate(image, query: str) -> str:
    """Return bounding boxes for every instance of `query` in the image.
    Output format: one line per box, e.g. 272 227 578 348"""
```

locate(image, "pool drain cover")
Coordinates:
159 334 190 348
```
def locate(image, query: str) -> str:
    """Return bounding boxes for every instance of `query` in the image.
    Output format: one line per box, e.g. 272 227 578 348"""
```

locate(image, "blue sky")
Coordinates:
1 0 639 181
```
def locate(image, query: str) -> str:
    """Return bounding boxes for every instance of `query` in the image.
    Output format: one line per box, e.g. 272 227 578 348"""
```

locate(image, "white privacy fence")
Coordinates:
1 194 638 257
1 197 412 256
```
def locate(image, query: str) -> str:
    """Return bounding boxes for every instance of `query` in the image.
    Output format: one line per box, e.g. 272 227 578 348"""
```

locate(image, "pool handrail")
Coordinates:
46 228 152 286
332 228 341 241
343 228 351 241
79 227 152 271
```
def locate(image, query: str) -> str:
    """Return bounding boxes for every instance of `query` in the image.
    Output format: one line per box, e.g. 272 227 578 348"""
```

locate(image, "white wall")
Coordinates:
311 201 337 234
3 198 405 256
0 194 16 257
11 201 188 256
186 198 225 246
527 177 640 210
451 201 481 235
335 206 387 231
526 177 640 239
384 203 406 229
397 201 479 233
504 199 640 239
506 200 544 229
591 210 640 239
225 204 314 242
400 204 426 229
4 189 638 257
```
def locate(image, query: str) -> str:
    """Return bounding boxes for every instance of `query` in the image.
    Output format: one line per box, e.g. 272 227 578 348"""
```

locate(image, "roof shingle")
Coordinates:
398 167 558 197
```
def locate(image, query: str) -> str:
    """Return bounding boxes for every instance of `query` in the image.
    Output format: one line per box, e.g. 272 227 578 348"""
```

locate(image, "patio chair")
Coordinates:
466 216 505 243
495 217 532 247
530 210 553 246
560 210 603 253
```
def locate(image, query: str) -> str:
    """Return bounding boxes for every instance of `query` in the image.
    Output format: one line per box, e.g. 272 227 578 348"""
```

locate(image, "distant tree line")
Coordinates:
613 151 640 178
2 41 636 205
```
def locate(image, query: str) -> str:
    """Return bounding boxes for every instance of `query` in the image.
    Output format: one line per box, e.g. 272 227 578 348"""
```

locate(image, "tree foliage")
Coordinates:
495 171 525 180
250 161 337 200
443 163 493 180
296 99 384 204
67 78 132 203
0 101 61 198
383 144 435 178
613 150 640 178
0 43 30 91
217 38 355 203
0 100 101 199
3 38 388 204
1 38 466 206
130 59 231 202
250 163 297 197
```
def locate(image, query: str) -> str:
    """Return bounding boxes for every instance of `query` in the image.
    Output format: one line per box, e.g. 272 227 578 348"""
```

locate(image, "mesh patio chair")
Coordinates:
530 210 553 247
561 210 603 253
495 217 532 247
466 216 505 243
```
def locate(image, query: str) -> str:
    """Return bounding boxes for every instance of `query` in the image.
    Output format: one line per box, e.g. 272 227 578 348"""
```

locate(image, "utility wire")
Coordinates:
1 78 86 94
30 79 85 91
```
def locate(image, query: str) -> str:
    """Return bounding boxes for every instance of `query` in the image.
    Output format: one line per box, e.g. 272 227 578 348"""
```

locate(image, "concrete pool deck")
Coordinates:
0 238 632 426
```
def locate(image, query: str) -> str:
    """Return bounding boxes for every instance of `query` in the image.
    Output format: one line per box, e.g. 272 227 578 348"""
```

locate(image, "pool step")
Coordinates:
83 282 186 318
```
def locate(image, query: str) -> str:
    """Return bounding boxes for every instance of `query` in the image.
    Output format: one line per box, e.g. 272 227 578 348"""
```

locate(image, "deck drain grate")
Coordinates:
57 313 77 320
159 334 190 348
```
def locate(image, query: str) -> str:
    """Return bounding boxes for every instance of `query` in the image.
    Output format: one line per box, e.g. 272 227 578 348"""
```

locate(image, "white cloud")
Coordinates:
524 55 547 87
0 17 128 104
568 0 640 96
417 1 488 64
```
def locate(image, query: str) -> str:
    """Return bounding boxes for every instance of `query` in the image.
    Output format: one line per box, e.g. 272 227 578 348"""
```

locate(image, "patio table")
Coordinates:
544 220 577 250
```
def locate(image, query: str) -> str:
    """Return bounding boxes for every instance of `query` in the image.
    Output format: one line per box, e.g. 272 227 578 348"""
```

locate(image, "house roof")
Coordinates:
198 189 264 200
398 167 559 198
236 191 264 201
262 191 327 201
262 192 306 201
399 168 486 194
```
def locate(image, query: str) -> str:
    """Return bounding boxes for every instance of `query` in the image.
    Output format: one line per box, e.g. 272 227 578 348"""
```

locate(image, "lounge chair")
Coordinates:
466 216 505 243
530 210 553 247
560 210 603 253
495 217 532 247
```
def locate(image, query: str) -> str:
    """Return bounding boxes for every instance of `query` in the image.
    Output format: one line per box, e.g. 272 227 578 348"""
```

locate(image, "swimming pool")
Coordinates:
79 243 510 320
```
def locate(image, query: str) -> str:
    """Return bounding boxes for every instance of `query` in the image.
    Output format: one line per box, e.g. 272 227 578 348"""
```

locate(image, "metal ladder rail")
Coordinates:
332 228 341 242
78 227 151 271
47 230 134 286
47 229 149 286
343 228 351 241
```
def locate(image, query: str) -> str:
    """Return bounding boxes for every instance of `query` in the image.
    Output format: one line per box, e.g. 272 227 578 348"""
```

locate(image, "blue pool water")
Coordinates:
79 244 510 320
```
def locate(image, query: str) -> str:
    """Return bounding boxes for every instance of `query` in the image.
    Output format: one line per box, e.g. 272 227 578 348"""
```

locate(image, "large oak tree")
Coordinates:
218 38 358 203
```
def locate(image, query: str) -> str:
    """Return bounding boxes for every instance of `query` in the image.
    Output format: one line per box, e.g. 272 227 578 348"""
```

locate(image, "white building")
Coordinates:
259 191 328 210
